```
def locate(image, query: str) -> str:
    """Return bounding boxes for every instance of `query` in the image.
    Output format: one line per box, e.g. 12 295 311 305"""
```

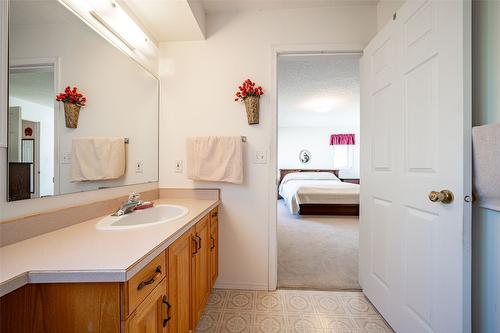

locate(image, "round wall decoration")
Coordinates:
299 149 311 164
24 127 33 137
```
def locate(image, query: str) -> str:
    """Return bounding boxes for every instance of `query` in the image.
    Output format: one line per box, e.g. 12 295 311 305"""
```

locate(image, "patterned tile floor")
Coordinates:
196 289 394 333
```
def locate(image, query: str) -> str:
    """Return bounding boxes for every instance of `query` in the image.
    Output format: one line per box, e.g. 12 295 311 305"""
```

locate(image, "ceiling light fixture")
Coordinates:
303 97 340 113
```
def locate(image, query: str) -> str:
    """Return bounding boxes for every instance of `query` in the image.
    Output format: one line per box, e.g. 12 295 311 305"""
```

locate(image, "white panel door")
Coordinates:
359 1 471 333
8 107 22 162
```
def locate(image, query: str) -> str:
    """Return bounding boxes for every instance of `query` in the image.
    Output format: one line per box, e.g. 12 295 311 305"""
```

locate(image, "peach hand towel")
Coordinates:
186 136 243 184
472 123 500 211
72 137 126 181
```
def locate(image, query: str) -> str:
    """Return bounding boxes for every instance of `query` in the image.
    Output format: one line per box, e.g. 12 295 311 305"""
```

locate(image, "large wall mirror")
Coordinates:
7 0 159 201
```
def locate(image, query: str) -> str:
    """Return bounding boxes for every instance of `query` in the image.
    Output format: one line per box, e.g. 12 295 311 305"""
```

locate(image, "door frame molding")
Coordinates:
268 43 365 290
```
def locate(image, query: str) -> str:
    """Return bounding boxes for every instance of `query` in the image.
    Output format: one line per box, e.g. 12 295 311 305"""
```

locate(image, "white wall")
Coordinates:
472 2 500 332
159 6 376 289
278 127 360 179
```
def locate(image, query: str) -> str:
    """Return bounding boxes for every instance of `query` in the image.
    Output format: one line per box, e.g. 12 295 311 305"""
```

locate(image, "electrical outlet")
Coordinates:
135 160 144 173
253 150 268 164
175 160 183 173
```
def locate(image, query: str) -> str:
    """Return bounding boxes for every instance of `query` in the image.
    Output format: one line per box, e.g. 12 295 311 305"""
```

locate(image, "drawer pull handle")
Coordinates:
192 236 198 255
210 235 215 250
162 295 172 327
196 235 202 250
137 266 162 290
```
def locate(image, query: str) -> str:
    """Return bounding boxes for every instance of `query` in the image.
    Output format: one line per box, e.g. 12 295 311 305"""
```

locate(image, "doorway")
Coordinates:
8 63 56 200
276 53 361 290
272 48 364 291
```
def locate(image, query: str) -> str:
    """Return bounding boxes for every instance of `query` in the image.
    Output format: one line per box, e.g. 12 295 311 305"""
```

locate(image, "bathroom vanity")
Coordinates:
0 198 220 333
1 0 219 331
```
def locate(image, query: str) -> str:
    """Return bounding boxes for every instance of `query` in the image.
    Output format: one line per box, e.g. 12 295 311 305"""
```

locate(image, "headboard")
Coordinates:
279 169 340 183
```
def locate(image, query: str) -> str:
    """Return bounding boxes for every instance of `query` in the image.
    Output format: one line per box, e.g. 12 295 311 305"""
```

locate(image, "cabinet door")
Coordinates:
125 278 168 333
210 209 219 288
168 227 194 333
193 215 211 326
0 283 121 333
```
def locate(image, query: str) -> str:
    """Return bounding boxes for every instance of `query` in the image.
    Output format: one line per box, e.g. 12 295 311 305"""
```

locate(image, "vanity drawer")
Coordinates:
125 252 167 317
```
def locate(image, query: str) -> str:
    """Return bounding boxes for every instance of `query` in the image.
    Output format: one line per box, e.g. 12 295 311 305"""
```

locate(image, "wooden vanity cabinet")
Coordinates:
123 279 169 333
122 252 169 333
0 282 122 333
210 208 219 288
167 226 194 333
192 214 211 327
0 206 220 333
168 207 220 332
123 252 167 318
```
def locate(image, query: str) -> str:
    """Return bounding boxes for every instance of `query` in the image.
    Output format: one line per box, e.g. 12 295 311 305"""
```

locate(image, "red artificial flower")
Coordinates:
55 86 87 106
234 79 264 102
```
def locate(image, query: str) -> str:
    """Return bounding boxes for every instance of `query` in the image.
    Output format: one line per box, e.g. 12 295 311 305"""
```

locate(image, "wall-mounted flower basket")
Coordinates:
63 102 81 128
56 86 87 129
235 79 264 125
244 96 260 125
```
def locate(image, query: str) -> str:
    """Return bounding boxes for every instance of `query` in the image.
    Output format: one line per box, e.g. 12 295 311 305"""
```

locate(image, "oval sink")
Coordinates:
96 204 189 230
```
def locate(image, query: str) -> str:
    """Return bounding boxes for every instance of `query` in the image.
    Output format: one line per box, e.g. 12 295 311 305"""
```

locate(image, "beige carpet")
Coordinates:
277 200 361 291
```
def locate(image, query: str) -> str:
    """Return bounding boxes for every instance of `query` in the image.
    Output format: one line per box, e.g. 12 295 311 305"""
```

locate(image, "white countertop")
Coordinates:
0 198 219 297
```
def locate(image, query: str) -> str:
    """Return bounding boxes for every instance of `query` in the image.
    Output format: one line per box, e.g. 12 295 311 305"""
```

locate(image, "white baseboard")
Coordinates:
214 281 269 291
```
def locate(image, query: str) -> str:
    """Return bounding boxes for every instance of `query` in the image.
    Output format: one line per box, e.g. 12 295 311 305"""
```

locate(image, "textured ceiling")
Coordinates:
9 70 55 108
278 54 360 128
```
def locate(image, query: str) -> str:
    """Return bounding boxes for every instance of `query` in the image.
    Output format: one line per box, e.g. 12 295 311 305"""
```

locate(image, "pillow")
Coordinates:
281 172 340 184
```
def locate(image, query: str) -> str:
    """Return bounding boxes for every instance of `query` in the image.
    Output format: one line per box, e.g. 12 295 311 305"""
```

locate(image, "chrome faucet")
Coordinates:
112 192 142 216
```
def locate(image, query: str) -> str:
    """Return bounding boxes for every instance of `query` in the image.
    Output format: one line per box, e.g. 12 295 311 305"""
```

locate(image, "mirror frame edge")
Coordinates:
0 0 8 148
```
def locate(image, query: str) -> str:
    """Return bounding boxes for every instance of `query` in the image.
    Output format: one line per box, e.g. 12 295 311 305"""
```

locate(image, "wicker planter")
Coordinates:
244 96 260 125
64 102 81 128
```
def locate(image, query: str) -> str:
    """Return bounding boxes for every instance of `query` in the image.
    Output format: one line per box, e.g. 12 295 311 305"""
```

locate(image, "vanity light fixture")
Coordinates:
87 0 151 54
90 10 135 51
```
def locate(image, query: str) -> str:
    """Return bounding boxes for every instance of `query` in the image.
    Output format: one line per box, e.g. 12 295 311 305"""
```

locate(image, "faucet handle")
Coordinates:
128 192 140 202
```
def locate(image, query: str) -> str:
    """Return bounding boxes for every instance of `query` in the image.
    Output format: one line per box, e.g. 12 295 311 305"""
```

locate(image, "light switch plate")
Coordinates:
61 152 72 164
135 160 144 173
253 150 268 164
174 160 183 173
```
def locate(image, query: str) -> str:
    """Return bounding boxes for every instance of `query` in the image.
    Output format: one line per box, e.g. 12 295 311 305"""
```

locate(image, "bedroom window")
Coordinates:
333 145 353 170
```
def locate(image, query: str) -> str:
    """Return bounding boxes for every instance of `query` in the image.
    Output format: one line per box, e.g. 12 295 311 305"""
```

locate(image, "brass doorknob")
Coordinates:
428 190 454 204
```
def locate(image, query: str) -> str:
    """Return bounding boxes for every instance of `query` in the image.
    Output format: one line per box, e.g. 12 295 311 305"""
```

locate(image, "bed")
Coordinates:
278 169 359 216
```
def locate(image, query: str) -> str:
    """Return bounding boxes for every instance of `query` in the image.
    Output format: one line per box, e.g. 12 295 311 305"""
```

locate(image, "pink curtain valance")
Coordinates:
330 134 355 145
